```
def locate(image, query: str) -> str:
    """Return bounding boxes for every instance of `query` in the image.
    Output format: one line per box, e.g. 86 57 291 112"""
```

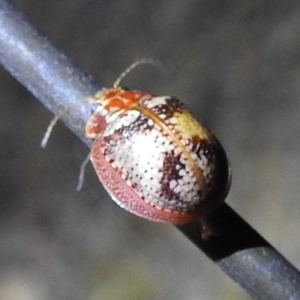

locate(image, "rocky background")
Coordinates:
1 1 300 299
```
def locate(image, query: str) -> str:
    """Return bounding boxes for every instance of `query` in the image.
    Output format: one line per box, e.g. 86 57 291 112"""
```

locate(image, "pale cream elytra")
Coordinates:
42 60 230 224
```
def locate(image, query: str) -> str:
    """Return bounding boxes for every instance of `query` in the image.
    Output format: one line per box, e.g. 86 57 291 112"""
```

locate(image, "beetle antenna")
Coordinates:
42 59 161 148
41 96 96 148
76 152 91 191
113 58 161 88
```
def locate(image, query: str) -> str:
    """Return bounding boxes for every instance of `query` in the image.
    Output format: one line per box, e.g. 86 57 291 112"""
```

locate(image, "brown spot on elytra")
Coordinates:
146 97 186 120
159 150 184 203
102 130 124 156
191 135 216 162
165 97 187 112
124 112 155 135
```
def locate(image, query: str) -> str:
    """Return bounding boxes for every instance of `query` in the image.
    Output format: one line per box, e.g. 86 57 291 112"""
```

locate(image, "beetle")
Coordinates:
42 59 230 224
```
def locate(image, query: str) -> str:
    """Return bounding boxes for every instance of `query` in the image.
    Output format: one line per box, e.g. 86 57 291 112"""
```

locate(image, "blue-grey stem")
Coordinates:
0 0 299 299
0 0 100 146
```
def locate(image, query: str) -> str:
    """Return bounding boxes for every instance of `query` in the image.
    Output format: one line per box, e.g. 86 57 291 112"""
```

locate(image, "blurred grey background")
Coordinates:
1 1 300 299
